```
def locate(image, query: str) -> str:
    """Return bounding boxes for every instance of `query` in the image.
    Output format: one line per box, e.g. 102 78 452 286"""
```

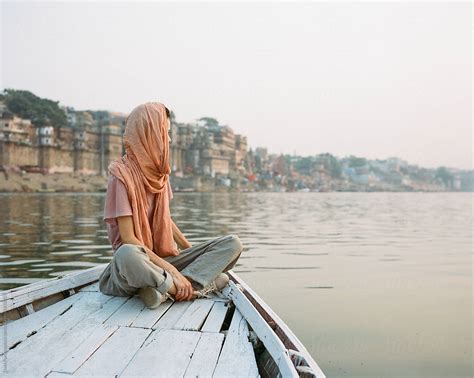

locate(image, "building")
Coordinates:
0 103 124 175
0 101 249 179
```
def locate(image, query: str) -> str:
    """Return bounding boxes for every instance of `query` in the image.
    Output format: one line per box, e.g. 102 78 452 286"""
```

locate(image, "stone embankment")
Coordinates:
0 171 108 193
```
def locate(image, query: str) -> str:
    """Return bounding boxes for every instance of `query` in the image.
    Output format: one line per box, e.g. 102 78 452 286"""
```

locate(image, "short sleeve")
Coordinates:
104 175 133 223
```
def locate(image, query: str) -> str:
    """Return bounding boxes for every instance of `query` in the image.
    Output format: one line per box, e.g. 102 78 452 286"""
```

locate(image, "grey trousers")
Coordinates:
98 234 243 297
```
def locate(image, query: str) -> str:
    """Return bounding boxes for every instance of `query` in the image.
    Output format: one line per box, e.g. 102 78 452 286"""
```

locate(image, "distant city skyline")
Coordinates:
2 1 471 170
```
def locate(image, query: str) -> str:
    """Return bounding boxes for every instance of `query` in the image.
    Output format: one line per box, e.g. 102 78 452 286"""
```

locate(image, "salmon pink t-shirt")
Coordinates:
103 175 174 251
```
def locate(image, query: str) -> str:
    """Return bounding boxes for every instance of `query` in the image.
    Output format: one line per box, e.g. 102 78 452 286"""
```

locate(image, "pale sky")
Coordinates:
1 1 472 169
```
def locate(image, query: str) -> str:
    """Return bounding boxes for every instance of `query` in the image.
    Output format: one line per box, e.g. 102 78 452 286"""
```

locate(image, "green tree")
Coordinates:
294 157 313 175
435 167 454 187
348 155 367 168
2 89 67 128
320 153 342 178
198 117 219 128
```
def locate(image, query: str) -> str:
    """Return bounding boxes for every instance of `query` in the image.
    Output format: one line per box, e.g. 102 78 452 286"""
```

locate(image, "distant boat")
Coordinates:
0 265 325 377
297 188 310 192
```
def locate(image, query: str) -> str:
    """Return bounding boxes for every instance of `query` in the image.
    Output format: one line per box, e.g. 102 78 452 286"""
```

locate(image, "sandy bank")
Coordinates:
0 171 108 193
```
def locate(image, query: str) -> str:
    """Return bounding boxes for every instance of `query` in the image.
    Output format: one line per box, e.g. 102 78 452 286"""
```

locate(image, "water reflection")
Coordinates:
0 193 109 287
0 192 472 377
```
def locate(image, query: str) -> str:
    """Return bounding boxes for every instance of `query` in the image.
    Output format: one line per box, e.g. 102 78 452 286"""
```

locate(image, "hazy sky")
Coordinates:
1 1 471 169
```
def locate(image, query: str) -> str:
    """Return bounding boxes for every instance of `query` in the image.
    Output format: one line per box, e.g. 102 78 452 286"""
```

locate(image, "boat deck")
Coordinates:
2 282 259 377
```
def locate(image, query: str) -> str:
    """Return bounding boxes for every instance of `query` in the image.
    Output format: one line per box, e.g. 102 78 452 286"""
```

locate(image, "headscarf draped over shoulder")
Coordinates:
108 102 177 257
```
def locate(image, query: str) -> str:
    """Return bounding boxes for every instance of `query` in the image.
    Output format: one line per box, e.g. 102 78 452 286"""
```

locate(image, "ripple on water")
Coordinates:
282 252 329 256
0 277 46 285
62 240 94 244
50 244 68 248
50 250 91 255
31 261 98 268
0 259 45 266
255 266 320 270
69 245 112 250
305 286 334 289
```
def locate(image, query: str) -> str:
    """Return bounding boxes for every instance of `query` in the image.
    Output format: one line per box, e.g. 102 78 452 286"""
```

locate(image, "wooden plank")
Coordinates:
1 264 105 301
52 324 119 374
104 296 145 326
73 327 151 376
0 292 83 353
223 281 297 378
213 307 259 377
201 300 230 333
131 299 174 329
173 298 214 331
183 332 224 377
227 271 326 378
33 292 67 312
121 329 201 377
152 300 193 330
78 282 99 292
2 292 114 377
0 264 107 313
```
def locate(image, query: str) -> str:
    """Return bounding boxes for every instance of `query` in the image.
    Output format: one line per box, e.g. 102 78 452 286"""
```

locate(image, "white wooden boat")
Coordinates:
0 265 326 377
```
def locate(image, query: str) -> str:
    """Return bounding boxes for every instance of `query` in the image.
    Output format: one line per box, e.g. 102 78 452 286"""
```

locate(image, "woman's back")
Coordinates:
104 175 173 251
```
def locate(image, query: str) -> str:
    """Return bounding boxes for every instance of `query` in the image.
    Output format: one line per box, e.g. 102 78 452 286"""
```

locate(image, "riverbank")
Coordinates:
0 171 467 193
0 172 234 193
0 172 108 193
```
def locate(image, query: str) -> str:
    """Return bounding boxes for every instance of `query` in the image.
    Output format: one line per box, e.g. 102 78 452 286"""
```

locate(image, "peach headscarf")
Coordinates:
108 102 178 257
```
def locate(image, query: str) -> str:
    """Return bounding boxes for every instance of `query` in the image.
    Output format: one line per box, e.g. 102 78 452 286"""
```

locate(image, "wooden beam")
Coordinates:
0 264 107 313
213 306 259 377
227 270 326 378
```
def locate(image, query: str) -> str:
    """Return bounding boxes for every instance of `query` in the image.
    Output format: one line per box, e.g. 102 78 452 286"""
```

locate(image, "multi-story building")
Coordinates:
0 103 124 175
0 113 32 144
0 101 248 178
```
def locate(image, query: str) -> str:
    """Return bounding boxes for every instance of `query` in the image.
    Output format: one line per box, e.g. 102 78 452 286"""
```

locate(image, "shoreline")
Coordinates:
0 171 469 193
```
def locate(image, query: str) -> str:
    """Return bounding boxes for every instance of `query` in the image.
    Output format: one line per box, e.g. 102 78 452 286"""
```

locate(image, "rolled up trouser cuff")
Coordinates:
156 269 174 295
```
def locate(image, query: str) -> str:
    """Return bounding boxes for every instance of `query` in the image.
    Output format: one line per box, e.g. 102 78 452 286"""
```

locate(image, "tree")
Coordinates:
320 153 342 178
294 157 313 175
435 167 454 187
198 117 219 128
2 89 67 128
348 155 367 168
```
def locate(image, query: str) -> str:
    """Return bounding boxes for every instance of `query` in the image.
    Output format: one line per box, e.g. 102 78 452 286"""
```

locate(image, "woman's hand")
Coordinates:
169 269 195 301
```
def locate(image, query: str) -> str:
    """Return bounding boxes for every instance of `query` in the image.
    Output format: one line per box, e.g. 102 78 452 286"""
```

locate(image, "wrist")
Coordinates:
168 267 180 276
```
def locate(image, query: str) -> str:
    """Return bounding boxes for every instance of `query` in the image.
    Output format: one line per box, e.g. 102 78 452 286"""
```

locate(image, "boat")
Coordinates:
0 265 326 377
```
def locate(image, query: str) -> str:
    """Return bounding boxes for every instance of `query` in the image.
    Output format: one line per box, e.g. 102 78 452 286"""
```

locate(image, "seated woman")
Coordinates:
98 102 243 309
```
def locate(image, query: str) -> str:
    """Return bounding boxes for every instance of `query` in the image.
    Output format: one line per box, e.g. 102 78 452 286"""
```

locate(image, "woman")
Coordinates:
98 102 244 309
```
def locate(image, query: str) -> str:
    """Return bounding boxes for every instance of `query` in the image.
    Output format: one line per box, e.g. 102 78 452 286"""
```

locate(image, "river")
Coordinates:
0 192 471 377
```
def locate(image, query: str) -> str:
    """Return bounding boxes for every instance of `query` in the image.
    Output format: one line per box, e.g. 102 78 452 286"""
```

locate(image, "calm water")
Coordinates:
0 192 472 377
